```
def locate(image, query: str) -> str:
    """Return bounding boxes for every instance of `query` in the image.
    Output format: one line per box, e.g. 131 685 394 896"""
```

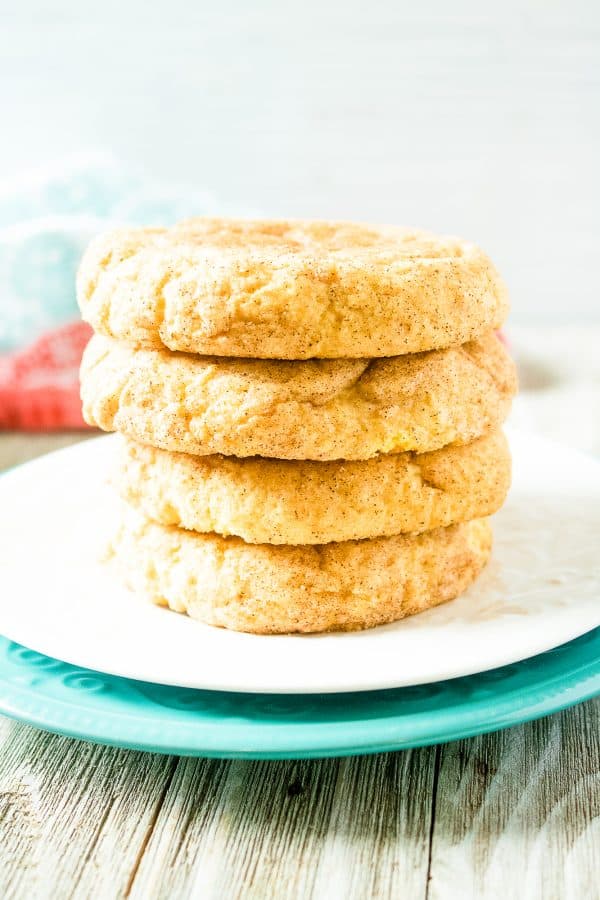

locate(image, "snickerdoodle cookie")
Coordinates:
112 505 492 633
81 332 516 460
116 430 510 544
77 218 509 359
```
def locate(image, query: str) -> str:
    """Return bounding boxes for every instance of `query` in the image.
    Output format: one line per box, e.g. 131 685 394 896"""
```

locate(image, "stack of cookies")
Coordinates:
78 219 517 633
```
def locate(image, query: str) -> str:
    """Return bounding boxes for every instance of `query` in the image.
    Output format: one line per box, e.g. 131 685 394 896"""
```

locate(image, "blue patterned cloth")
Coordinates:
0 156 226 352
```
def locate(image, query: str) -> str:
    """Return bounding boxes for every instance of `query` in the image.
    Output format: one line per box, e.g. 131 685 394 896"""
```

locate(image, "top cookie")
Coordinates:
77 218 509 359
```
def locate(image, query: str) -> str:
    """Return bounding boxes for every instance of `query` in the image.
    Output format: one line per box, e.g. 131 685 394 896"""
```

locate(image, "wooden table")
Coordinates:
1 327 599 898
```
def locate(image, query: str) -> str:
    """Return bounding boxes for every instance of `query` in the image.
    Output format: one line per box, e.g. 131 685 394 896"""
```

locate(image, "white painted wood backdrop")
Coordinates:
1 0 598 324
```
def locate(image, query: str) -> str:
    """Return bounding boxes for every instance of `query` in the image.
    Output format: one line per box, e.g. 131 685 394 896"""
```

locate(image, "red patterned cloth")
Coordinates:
0 321 93 430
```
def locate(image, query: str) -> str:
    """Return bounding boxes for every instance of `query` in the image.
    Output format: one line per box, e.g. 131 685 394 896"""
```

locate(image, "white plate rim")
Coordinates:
0 427 599 694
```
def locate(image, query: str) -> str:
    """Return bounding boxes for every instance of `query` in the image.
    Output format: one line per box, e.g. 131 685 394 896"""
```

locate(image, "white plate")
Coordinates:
0 429 599 694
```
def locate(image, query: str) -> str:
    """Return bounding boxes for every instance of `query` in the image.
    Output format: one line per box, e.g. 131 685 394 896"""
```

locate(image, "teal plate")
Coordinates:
0 629 599 758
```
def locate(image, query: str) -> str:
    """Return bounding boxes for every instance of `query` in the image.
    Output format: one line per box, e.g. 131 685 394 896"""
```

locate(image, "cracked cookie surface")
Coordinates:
116 431 510 544
112 505 493 633
77 218 509 359
81 332 517 460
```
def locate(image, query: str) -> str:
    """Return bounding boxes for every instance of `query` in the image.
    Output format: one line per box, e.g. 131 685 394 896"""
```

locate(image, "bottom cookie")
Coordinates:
111 505 492 634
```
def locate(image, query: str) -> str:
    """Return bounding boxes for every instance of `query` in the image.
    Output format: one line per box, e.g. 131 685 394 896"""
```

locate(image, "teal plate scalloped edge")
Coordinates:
0 630 599 759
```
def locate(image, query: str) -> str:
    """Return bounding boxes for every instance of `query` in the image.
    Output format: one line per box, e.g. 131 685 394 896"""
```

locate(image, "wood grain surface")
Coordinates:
1 703 598 899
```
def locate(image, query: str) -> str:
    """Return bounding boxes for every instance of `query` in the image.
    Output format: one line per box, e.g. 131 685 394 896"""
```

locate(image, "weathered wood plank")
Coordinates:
128 750 436 900
308 750 436 900
0 714 436 900
0 718 176 900
1 702 600 899
428 698 600 900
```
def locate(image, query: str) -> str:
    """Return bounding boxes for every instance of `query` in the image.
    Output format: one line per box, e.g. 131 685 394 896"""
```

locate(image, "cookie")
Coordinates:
77 218 509 359
111 505 493 633
116 431 510 544
81 332 516 460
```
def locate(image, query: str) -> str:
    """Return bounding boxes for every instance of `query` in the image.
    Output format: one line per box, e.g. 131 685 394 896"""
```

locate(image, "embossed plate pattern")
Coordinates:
0 428 600 693
0 631 599 757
